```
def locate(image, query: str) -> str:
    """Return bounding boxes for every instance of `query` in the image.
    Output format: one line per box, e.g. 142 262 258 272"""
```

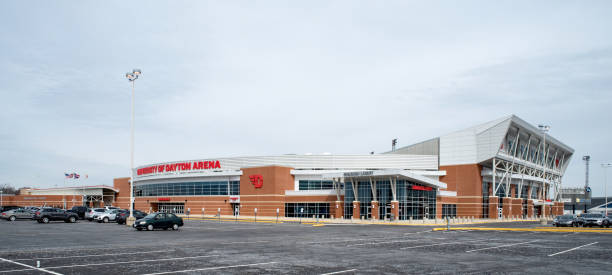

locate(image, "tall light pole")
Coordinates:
125 69 141 226
538 124 550 223
602 163 612 216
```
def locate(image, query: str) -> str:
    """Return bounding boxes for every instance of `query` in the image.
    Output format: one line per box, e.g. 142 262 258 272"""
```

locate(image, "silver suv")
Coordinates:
582 213 610 227
85 208 106 221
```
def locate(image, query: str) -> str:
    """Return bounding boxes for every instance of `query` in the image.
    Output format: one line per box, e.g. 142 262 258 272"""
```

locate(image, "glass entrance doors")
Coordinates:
158 203 185 214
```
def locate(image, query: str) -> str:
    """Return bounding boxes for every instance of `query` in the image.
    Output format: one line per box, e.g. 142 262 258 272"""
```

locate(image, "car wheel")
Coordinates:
69 217 76 223
42 217 49 224
103 217 109 223
172 224 179 230
147 224 154 231
9 216 16 222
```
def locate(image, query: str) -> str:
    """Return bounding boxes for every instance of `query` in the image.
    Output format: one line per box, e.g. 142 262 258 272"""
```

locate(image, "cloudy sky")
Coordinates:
1 1 611 196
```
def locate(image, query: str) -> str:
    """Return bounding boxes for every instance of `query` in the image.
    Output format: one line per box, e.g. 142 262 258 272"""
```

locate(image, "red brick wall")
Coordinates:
440 164 483 218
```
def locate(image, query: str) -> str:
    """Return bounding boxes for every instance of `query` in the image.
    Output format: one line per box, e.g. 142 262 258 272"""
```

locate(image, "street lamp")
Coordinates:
538 124 550 224
125 69 141 226
602 163 612 216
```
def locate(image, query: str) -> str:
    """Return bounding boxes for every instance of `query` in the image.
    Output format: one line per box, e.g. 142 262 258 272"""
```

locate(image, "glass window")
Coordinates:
298 180 335 190
135 181 240 197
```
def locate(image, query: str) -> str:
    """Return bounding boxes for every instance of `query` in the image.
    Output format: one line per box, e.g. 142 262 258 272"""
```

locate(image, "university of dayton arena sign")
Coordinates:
137 160 221 176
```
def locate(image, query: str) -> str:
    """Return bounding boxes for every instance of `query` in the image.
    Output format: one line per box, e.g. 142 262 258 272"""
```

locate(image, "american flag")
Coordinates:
74 173 80 179
65 173 73 179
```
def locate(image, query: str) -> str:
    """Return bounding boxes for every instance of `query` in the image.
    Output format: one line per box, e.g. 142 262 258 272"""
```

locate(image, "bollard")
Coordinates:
218 208 221 223
37 261 40 268
446 216 450 231
202 208 205 218
276 208 279 224
254 208 258 222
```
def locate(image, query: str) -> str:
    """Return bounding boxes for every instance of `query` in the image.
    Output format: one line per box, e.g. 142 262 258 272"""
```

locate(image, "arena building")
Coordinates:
110 115 572 220
1 115 572 220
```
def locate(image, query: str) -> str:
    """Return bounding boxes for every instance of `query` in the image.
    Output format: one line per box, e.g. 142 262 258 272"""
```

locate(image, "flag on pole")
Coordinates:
65 173 73 179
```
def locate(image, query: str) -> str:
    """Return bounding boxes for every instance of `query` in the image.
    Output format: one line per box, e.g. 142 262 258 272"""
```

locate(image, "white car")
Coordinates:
86 208 106 221
96 209 121 223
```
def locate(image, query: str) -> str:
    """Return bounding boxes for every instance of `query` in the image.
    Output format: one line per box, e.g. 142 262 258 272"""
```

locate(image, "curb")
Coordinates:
432 227 612 233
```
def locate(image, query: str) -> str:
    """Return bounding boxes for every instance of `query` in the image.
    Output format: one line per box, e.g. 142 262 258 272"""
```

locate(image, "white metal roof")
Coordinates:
321 169 447 189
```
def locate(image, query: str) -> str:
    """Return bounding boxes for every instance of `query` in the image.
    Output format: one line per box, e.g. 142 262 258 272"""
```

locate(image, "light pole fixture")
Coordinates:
537 124 550 224
125 69 141 227
602 163 612 216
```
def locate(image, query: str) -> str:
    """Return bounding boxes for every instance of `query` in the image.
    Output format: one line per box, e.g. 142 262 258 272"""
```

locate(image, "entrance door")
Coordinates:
158 203 185 214
232 203 240 216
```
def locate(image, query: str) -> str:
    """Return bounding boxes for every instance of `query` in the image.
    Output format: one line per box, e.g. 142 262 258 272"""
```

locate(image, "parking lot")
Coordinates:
0 219 611 274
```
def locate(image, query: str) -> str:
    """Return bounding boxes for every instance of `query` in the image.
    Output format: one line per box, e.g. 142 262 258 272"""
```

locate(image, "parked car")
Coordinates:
85 208 106 221
133 212 183 231
96 209 122 223
24 207 41 214
70 206 89 219
552 215 575 227
34 208 78 223
1 208 34 221
116 210 146 225
581 213 608 227
0 206 20 213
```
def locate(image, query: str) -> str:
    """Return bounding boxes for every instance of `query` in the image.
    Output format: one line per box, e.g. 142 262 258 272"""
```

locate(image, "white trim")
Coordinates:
439 190 457 197
285 190 342 196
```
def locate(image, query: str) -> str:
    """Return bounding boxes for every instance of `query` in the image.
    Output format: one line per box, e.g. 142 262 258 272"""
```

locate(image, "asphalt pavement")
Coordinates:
0 218 610 274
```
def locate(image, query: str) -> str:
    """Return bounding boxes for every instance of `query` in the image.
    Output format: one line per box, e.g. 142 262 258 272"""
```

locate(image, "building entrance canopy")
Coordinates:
321 169 447 189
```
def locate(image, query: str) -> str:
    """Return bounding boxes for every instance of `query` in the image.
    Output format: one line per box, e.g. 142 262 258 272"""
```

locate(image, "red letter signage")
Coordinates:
249 174 263 188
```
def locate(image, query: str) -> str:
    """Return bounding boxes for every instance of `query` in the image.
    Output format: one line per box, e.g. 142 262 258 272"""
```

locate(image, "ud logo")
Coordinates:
249 174 263 188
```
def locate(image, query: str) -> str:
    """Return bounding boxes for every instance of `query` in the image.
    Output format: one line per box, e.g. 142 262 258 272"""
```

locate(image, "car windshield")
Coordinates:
95 209 105 212
560 215 573 219
583 214 602 218
144 213 157 219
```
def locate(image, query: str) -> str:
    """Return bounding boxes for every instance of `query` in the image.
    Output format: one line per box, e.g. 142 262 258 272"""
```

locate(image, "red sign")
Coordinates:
137 160 221 176
158 197 171 201
412 185 433 191
249 174 263 188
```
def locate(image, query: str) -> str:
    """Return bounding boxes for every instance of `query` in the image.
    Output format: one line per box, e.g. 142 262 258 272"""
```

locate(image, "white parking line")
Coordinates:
466 240 538 253
0 257 62 275
221 241 270 245
347 239 421 247
400 239 488 250
403 230 432 235
0 255 219 273
320 268 358 275
141 261 279 275
548 242 598 257
12 249 170 261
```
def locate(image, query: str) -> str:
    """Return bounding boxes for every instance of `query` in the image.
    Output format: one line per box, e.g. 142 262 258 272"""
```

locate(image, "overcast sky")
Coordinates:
1 1 611 196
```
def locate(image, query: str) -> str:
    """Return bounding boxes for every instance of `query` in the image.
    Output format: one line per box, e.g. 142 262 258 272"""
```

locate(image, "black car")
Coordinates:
133 212 184 231
116 210 146 225
34 208 79 223
70 206 89 219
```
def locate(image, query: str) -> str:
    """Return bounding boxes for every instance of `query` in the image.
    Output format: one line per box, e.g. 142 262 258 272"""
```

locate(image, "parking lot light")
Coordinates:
125 69 141 227
602 163 612 216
